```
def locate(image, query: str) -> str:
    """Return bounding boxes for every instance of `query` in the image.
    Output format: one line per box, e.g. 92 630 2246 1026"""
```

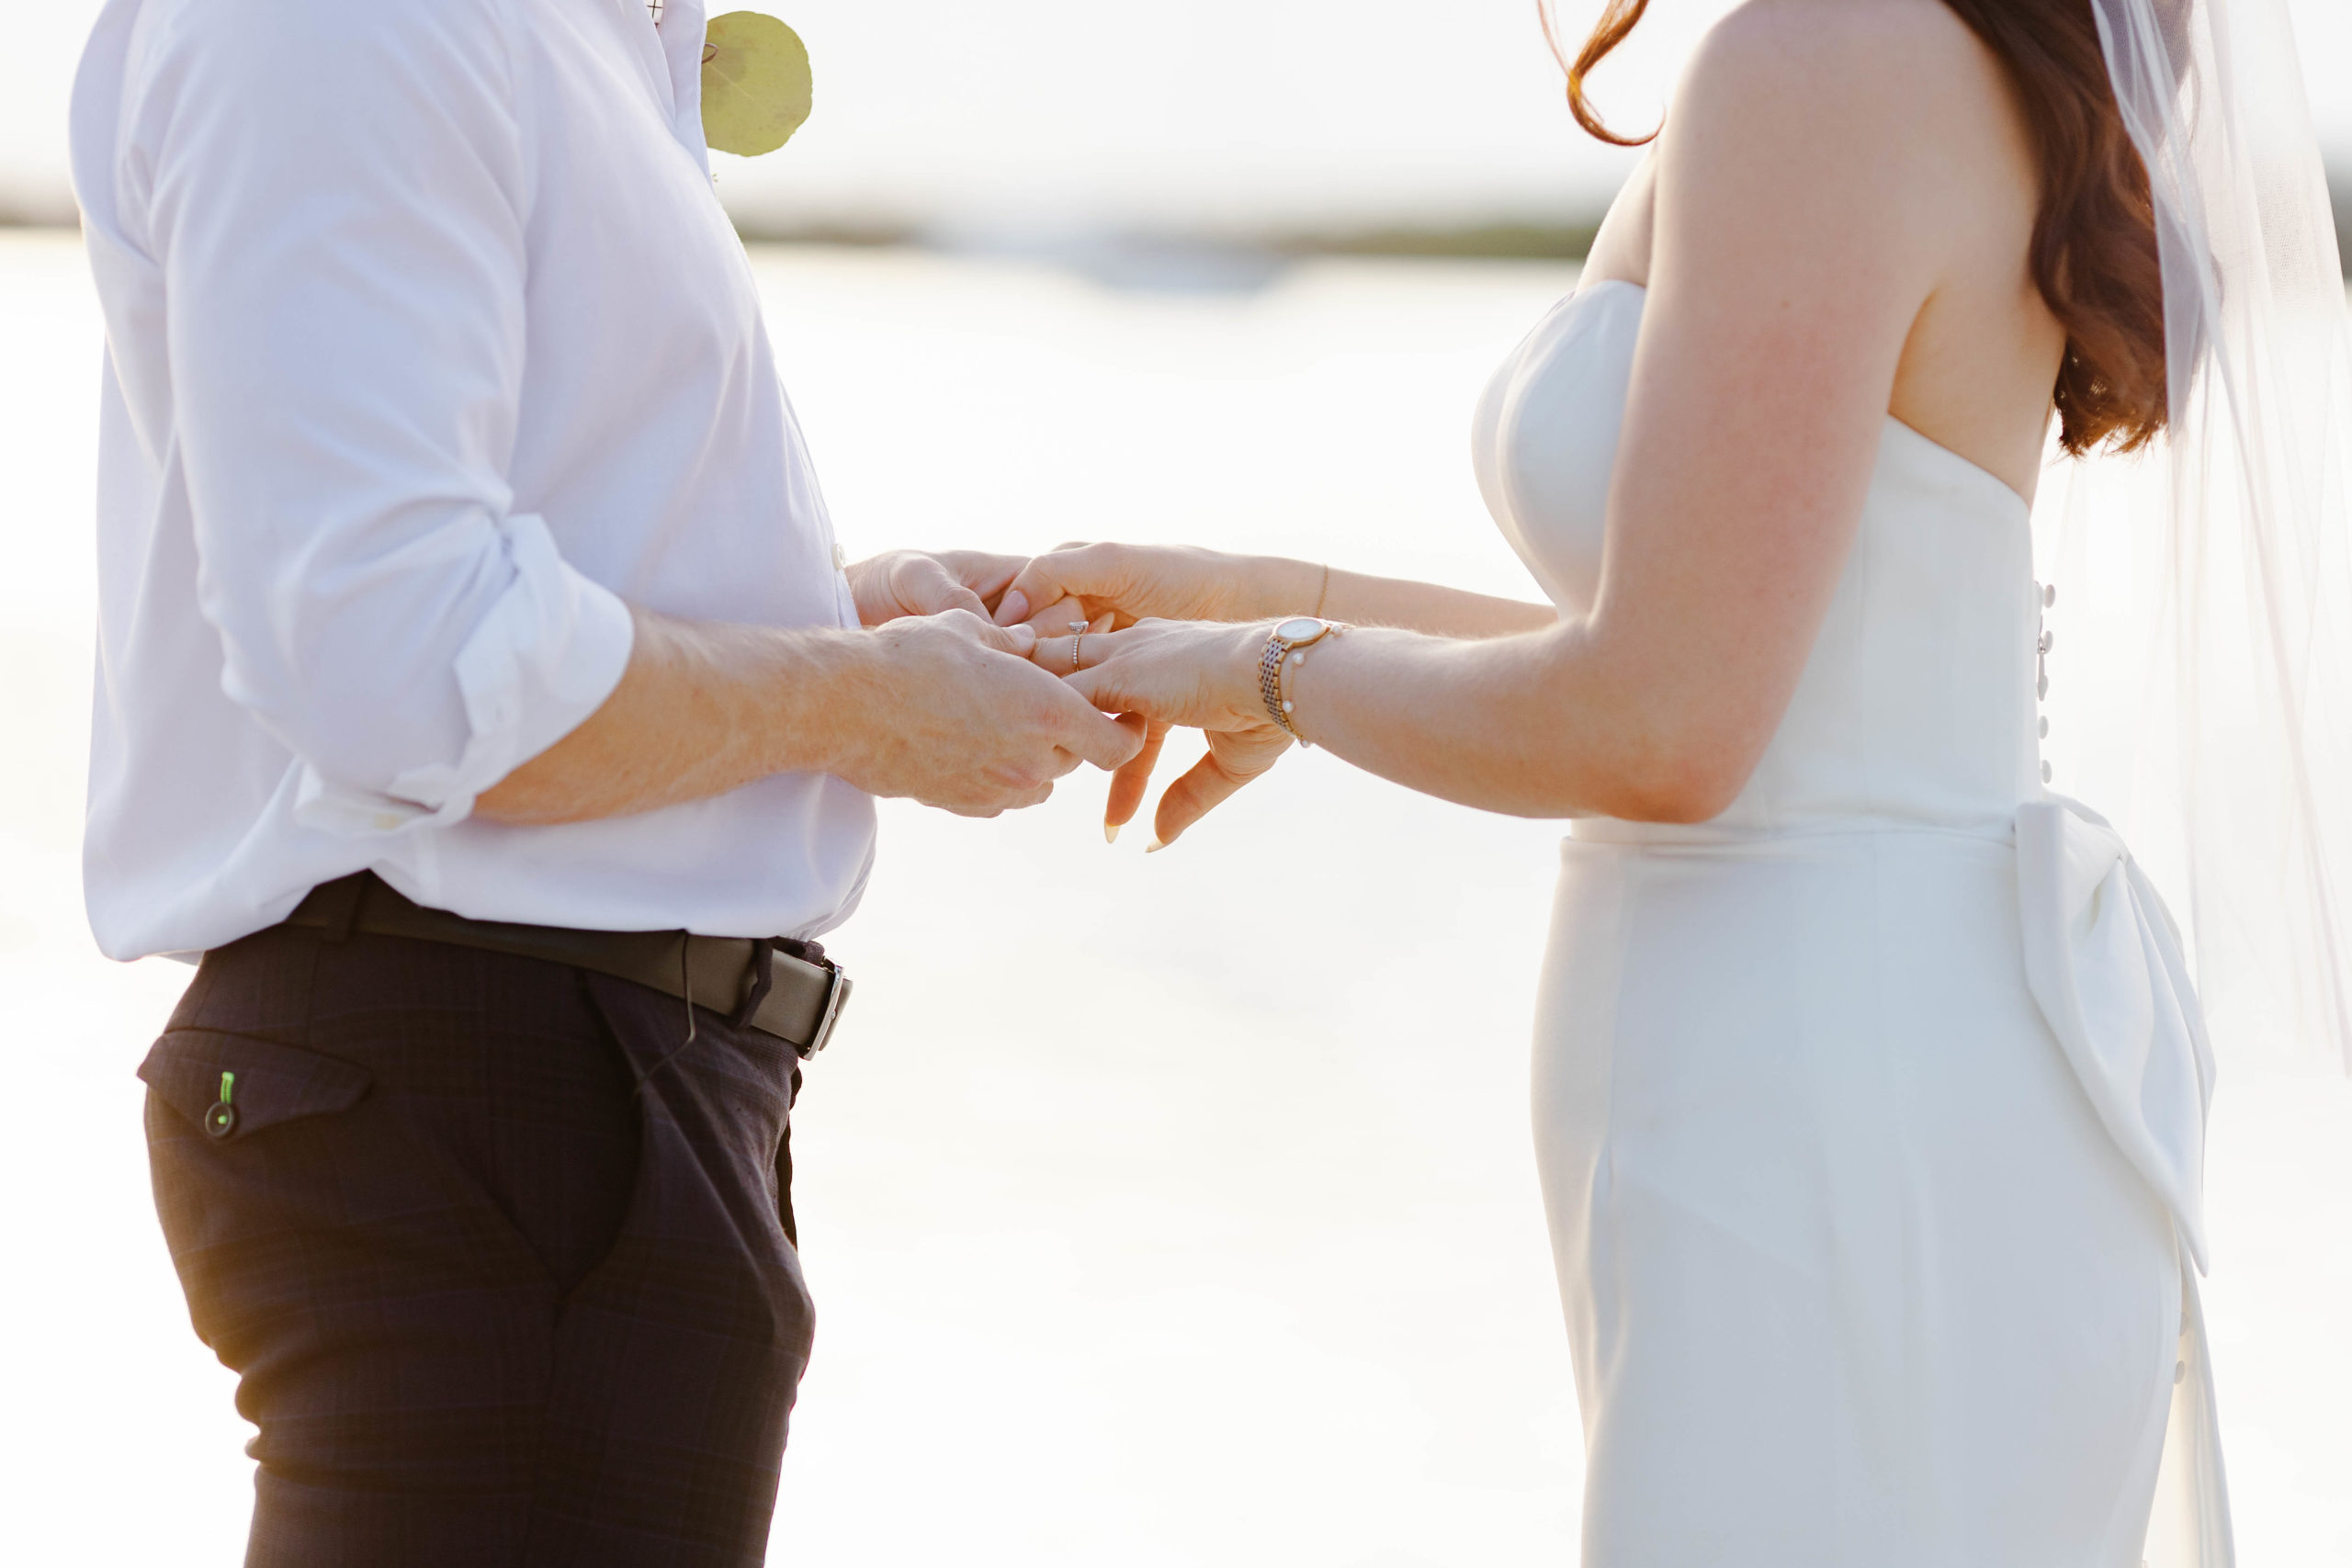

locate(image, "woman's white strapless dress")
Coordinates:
1472 280 2232 1566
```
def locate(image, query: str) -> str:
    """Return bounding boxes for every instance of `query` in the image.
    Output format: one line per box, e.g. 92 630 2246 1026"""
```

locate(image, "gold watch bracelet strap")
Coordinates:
1258 632 1297 738
1258 619 1345 745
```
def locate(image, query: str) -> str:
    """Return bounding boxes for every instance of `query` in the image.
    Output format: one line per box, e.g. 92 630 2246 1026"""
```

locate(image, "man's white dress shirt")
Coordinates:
70 0 876 959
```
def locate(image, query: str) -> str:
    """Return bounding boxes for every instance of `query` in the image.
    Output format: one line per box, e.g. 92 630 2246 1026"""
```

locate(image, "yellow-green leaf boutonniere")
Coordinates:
701 12 813 158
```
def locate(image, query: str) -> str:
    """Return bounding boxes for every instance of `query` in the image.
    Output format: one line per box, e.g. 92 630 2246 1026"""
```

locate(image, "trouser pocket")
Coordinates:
139 1017 593 1502
141 1028 372 1145
140 1029 380 1356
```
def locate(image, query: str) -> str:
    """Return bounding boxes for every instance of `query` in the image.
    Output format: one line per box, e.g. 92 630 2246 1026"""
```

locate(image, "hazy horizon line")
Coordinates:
6 172 2346 274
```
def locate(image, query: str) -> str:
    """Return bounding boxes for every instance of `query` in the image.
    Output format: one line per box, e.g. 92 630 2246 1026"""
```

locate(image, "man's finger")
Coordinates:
1104 718 1170 840
938 551 1025 611
1047 685 1148 772
941 584 991 618
1061 662 1124 712
900 558 991 620
1060 652 1161 717
954 611 1036 658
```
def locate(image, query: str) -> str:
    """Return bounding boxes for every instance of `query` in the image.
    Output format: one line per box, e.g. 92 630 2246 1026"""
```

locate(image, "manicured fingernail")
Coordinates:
1103 822 1121 844
1145 837 1167 853
996 590 1029 626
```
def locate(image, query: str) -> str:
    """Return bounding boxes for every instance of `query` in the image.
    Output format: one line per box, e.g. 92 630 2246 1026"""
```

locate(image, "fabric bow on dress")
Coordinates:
2016 795 2233 1568
2016 795 2215 1270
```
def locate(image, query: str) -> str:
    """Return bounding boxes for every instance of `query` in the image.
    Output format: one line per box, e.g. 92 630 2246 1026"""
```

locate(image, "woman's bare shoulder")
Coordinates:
1646 0 2034 290
1583 0 2019 291
1675 0 2027 177
1691 0 2007 94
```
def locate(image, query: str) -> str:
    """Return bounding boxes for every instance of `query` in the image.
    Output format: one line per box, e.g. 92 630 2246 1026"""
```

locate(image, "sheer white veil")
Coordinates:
2039 0 2352 1069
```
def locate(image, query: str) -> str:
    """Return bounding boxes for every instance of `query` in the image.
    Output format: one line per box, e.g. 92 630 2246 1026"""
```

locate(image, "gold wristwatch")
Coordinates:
1258 616 1344 743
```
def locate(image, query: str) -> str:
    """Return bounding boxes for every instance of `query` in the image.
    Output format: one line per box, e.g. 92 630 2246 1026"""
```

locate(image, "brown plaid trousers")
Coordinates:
141 919 815 1567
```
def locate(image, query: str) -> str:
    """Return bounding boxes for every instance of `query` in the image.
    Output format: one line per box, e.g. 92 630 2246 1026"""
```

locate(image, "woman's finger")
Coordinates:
994 563 1061 629
1011 592 1080 646
1035 621 1136 677
1148 749 1266 851
1103 718 1171 840
994 542 1114 627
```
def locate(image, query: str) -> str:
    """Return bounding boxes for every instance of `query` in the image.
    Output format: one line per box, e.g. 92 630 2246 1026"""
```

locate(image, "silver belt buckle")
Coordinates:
803 963 851 1058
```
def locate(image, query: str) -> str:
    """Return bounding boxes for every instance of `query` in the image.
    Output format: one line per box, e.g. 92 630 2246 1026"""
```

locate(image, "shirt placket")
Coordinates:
650 0 714 175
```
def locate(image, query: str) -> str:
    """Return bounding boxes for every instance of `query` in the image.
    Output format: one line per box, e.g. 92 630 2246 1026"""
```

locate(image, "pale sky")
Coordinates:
7 0 2350 232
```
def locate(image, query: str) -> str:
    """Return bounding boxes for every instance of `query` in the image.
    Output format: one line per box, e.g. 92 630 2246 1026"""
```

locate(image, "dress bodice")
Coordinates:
1471 280 2045 837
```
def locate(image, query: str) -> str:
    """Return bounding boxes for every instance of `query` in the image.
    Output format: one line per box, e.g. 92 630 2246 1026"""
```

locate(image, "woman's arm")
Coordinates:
1046 3 2028 842
994 544 1558 641
1320 566 1560 638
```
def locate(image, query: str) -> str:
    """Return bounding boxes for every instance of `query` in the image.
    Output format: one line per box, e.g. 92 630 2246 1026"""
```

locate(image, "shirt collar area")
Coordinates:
615 0 713 175
651 0 715 175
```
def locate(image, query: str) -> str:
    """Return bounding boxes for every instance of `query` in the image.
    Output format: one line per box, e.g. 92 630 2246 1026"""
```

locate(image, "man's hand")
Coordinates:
847 549 1026 626
831 611 1146 818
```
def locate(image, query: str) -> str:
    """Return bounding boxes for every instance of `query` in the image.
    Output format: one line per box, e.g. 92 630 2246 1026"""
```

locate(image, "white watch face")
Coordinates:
1275 616 1329 645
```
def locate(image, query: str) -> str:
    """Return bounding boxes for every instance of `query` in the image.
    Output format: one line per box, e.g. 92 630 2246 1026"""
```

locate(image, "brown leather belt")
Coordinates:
284 873 851 1059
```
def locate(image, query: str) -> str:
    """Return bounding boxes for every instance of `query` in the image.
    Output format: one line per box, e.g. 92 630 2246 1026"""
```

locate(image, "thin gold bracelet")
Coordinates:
1312 561 1330 617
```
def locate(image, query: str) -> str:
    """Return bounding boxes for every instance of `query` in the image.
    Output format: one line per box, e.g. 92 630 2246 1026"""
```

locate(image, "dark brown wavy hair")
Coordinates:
1542 0 2166 455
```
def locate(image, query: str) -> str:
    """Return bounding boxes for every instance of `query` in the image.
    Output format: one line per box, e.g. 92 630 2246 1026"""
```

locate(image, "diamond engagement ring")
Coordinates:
1069 622 1088 671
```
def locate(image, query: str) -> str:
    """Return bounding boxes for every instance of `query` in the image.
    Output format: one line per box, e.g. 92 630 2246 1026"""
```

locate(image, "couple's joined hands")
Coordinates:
854 543 1305 844
483 537 1541 832
836 548 1144 819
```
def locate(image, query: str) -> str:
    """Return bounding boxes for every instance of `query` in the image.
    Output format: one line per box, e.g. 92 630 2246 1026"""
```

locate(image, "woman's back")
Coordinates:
1577 0 2067 503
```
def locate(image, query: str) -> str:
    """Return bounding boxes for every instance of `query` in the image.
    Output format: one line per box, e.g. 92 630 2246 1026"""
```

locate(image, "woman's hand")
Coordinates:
994 543 1318 633
1034 618 1294 848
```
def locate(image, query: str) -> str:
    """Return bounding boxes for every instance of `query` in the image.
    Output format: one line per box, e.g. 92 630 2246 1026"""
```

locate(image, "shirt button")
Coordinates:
832 543 848 572
2174 1359 2187 1385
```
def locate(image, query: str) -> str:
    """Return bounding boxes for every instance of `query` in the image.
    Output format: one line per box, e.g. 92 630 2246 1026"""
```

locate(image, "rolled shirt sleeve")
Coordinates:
132 0 634 831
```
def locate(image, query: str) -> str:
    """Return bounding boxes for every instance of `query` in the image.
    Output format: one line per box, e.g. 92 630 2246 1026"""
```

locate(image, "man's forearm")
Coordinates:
477 606 865 826
475 600 1137 826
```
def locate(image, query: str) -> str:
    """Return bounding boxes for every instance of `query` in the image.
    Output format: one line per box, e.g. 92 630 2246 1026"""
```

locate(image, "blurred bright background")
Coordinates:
6 3 2352 1565
11 0 2352 243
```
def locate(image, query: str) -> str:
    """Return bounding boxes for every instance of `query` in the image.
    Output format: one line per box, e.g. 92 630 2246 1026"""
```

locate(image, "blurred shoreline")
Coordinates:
0 205 1610 266
9 172 2347 276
